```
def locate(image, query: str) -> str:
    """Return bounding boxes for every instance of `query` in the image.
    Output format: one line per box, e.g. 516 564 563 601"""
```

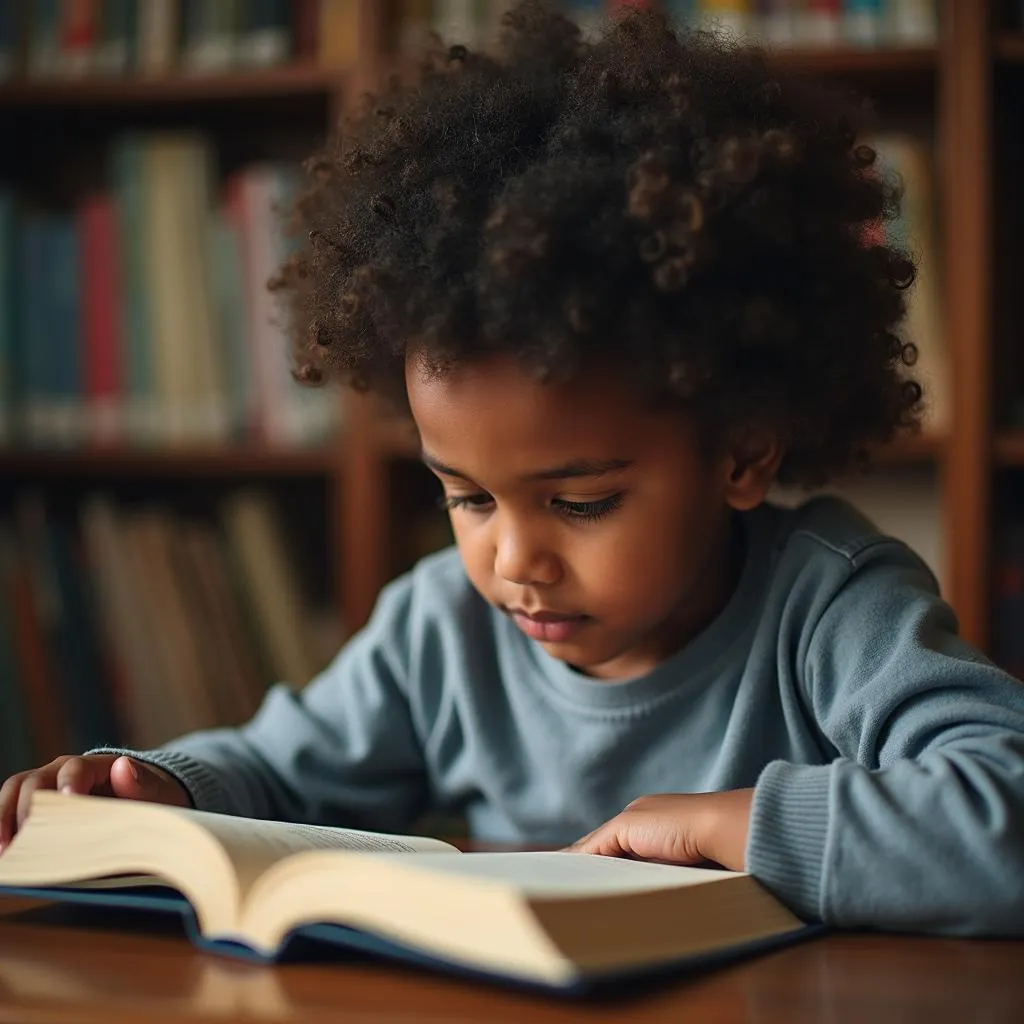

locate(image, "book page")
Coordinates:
164 808 458 898
367 851 740 896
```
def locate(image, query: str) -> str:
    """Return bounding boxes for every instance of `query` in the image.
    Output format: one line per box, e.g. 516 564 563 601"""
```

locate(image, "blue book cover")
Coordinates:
47 216 83 446
17 213 51 445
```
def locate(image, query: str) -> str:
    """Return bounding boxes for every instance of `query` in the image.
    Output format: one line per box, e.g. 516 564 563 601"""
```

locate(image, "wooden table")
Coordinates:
1 895 1023 1023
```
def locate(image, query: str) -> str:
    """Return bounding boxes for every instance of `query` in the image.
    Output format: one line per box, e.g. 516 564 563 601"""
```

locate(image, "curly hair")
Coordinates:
274 0 921 486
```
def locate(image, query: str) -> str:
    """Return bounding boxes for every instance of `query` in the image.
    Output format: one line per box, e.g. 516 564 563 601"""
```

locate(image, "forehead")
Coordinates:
405 354 687 468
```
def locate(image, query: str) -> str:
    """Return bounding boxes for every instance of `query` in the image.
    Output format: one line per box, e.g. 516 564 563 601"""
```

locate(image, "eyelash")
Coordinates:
438 492 624 524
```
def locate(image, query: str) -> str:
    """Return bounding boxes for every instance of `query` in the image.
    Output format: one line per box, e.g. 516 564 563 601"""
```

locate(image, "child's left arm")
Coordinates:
575 542 1024 936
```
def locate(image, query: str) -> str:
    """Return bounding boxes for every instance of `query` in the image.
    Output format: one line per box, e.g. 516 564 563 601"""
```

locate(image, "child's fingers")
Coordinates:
55 755 114 797
109 756 190 807
0 771 29 849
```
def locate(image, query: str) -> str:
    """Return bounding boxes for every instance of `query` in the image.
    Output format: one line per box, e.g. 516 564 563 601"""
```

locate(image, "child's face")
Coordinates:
407 354 752 680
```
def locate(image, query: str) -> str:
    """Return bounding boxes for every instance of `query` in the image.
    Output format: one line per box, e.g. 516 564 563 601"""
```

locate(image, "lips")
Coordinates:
507 608 588 643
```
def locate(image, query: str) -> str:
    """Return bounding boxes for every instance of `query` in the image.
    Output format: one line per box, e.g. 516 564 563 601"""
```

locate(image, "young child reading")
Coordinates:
2 2 1023 936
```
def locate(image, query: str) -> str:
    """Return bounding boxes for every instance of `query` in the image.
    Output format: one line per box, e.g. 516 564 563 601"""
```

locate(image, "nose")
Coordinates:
493 515 562 587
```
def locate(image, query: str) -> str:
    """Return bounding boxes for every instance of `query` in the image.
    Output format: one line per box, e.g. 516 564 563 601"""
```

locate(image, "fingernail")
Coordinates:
128 759 142 785
60 785 72 795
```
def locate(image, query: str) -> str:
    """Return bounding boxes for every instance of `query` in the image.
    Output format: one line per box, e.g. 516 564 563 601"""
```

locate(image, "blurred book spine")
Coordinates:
1 137 343 451
0 488 340 757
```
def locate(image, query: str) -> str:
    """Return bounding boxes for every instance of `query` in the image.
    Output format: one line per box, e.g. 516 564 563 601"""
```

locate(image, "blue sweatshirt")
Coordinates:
101 497 1024 935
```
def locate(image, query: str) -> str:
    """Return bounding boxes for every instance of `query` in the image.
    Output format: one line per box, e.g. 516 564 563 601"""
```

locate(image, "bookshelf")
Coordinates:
0 0 1014 763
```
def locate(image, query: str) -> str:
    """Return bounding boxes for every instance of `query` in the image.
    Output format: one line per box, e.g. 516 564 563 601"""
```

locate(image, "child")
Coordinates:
3 2 1023 935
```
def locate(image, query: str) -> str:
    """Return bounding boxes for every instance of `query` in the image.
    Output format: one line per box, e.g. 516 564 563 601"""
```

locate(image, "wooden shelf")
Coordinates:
871 432 947 463
0 445 340 478
996 35 1024 61
0 64 346 108
767 46 937 76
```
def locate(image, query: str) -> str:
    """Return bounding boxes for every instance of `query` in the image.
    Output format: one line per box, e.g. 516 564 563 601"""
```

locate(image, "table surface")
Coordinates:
1 896 1023 1023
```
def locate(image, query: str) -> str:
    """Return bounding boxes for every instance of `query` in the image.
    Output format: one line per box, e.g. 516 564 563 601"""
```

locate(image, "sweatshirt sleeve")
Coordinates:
746 540 1024 936
90 574 429 833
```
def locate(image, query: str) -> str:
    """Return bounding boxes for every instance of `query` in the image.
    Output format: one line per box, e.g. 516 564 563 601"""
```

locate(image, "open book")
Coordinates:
0 792 813 989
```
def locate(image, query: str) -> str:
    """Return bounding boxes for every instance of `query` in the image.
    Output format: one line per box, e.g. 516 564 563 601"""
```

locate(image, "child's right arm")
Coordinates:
0 754 190 852
2 567 437 849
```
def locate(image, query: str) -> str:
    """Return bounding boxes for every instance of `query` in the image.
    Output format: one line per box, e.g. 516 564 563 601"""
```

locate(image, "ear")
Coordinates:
722 430 785 512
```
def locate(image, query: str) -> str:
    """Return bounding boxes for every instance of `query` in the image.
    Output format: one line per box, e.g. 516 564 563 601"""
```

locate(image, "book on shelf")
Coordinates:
0 791 814 990
0 488 337 760
1 0 317 80
0 139 343 452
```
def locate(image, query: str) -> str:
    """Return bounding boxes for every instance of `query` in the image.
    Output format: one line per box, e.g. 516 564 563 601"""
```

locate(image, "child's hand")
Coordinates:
567 789 754 871
0 755 191 853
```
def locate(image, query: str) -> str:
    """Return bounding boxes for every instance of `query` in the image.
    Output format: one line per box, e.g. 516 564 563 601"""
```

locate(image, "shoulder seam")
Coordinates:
788 528 907 568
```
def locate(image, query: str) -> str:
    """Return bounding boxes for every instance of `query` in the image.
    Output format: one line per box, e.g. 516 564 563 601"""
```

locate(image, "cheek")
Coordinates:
583 500 707 607
448 516 492 588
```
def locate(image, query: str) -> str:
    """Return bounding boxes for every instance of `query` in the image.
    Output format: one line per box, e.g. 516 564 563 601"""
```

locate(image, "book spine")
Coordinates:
111 136 157 445
18 215 51 445
240 0 291 68
883 0 937 45
180 0 234 72
136 0 179 75
695 0 751 39
795 0 841 46
842 0 883 47
26 0 61 77
94 0 135 74
0 0 21 79
57 0 99 76
47 215 85 447
78 193 122 445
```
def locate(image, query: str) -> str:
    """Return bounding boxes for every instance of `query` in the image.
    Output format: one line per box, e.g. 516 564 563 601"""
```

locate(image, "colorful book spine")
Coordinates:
843 0 884 47
695 0 751 39
796 0 841 45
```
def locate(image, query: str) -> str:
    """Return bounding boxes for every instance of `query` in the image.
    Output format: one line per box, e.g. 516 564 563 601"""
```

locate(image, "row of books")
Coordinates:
412 1 939 52
0 139 342 449
0 0 367 81
0 490 342 778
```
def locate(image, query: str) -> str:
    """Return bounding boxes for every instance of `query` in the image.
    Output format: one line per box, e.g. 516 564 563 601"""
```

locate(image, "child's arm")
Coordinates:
87 572 430 835
740 548 1024 935
576 541 1024 937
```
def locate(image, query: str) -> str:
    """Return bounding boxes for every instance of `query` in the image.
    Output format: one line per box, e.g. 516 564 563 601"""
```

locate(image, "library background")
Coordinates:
0 0 1018 774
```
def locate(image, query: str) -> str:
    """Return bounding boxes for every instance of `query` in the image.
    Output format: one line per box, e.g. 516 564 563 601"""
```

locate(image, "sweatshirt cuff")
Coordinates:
86 747 235 816
747 759 834 921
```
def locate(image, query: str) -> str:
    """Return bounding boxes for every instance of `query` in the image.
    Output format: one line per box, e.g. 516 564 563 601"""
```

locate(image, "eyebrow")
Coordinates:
420 452 634 482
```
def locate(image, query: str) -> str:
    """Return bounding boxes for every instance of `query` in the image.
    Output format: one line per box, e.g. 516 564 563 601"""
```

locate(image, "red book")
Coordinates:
78 193 122 445
60 0 98 73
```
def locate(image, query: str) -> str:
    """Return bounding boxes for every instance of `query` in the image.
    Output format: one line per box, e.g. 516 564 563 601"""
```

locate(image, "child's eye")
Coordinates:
552 494 624 523
439 492 494 513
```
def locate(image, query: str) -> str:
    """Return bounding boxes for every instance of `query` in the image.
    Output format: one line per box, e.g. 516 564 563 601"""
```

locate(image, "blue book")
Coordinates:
17 214 51 445
46 216 84 446
0 792 819 991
